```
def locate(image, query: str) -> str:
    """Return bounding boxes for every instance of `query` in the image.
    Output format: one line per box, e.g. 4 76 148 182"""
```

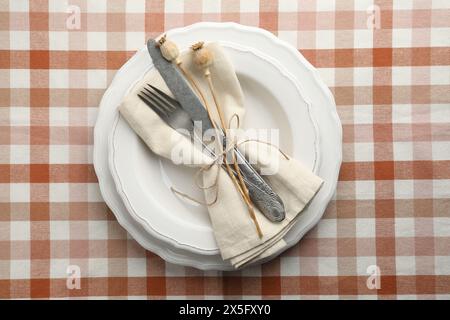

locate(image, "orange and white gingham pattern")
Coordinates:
0 0 449 299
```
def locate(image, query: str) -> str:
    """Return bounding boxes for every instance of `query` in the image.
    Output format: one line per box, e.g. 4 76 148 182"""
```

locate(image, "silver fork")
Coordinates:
138 84 286 222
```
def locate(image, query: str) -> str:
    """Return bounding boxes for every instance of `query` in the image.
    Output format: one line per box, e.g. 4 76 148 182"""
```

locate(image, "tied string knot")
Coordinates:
170 114 290 208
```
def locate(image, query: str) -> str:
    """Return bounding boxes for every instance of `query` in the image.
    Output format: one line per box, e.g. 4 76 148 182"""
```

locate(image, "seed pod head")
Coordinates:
191 41 213 69
157 34 179 62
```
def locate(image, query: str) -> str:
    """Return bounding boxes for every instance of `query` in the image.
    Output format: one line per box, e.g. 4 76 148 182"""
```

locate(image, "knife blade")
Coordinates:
147 39 213 134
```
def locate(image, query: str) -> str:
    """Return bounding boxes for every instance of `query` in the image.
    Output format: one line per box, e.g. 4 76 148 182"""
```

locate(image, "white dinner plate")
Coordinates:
109 42 320 254
93 22 341 270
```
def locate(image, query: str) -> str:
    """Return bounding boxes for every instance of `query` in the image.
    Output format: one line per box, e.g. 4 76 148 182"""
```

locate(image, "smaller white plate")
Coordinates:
109 42 320 254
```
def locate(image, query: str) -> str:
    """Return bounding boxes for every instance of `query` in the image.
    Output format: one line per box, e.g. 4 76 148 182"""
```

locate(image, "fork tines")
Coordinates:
138 84 181 117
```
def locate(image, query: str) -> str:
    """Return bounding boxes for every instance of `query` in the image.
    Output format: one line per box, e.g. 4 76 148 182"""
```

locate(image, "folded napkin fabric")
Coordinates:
119 42 323 268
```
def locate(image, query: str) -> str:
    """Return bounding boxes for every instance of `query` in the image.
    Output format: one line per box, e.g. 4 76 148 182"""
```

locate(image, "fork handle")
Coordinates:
233 147 286 222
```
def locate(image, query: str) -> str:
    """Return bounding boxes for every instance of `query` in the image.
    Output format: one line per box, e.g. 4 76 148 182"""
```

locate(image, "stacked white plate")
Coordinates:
93 22 342 270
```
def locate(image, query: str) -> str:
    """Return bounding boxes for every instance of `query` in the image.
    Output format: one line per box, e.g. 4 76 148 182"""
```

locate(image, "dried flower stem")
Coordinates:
192 42 262 238
205 71 263 238
177 67 262 237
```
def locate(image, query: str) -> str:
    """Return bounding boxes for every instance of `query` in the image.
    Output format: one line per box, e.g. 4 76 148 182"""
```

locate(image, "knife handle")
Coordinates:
233 148 286 222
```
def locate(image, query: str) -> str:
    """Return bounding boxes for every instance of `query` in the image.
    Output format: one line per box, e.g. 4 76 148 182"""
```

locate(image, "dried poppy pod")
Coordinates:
157 34 181 64
191 41 214 71
156 36 213 114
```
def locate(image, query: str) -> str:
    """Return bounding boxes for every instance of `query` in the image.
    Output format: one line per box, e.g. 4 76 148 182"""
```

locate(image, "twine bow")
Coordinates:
170 114 290 215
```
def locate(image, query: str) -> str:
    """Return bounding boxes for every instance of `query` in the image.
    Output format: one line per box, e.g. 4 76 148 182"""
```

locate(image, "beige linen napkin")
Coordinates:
119 43 323 268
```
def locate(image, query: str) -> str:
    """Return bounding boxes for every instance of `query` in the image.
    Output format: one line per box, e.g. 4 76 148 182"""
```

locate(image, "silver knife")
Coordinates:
147 39 285 222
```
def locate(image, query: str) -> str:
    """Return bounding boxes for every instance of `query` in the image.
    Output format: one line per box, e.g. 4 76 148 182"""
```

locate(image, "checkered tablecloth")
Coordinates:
0 0 449 299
